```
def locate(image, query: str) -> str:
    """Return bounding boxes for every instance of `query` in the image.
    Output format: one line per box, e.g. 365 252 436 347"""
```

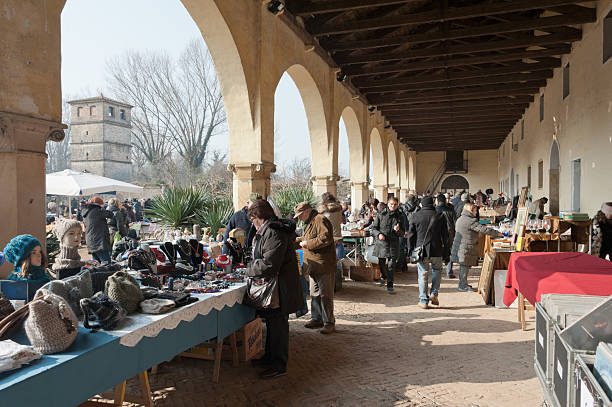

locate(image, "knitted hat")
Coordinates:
53 218 82 241
104 271 144 314
601 202 612 217
3 234 41 266
140 298 175 314
88 197 104 206
421 196 434 207
436 193 446 204
25 289 78 354
40 270 93 318
215 254 231 267
80 292 126 331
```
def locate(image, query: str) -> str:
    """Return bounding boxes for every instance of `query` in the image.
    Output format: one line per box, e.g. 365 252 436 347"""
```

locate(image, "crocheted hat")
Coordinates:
140 298 175 314
104 271 144 314
25 289 78 354
40 270 93 318
53 218 83 241
3 234 41 266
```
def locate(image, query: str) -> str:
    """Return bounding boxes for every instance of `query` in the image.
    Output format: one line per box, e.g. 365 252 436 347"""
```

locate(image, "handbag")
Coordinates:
80 292 126 331
244 275 280 310
410 214 437 263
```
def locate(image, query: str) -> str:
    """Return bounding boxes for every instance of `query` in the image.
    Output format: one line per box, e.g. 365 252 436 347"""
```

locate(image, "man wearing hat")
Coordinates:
294 201 336 334
222 192 262 262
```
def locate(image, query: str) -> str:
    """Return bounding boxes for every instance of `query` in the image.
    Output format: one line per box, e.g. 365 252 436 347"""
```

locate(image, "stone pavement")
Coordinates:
110 264 543 406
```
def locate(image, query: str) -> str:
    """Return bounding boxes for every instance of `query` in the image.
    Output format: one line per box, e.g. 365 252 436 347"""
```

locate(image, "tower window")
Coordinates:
90 105 96 116
108 106 115 117
77 107 82 117
120 109 126 120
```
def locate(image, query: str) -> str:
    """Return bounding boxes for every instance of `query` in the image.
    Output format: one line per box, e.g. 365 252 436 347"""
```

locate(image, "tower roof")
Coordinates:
67 95 133 109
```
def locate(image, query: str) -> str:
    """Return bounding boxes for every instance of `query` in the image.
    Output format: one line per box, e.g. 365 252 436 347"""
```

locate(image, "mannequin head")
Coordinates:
61 226 82 248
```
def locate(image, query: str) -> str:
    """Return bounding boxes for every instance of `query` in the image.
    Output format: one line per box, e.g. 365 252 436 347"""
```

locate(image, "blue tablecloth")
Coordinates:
0 289 254 406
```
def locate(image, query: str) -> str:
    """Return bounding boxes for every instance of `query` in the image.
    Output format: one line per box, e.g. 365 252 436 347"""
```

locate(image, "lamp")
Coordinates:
267 1 285 15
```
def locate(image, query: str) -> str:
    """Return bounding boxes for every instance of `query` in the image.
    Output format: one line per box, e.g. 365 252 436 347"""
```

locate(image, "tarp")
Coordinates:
46 169 143 196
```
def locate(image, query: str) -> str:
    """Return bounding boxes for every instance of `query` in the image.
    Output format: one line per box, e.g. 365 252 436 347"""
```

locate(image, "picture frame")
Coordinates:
479 251 496 305
512 207 529 246
518 186 529 207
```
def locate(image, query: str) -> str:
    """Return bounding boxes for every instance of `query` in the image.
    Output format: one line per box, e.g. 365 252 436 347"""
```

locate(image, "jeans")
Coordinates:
378 257 397 290
417 257 443 304
295 271 309 318
260 308 289 371
310 272 335 325
335 243 345 259
445 261 454 277
92 251 111 263
458 264 471 289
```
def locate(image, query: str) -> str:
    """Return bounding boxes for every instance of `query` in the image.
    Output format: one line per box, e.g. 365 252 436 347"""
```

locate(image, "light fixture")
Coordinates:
336 71 347 82
267 1 285 15
384 124 391 129
368 106 376 112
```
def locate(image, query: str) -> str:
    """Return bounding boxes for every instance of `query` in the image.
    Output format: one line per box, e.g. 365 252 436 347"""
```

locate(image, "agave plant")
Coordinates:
271 185 317 218
146 186 210 228
197 198 234 236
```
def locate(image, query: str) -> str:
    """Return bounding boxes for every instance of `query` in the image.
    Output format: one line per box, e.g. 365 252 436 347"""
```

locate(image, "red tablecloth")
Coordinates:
503 252 612 306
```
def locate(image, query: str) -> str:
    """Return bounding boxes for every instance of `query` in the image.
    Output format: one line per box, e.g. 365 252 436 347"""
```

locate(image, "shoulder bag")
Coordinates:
244 274 280 310
410 214 437 263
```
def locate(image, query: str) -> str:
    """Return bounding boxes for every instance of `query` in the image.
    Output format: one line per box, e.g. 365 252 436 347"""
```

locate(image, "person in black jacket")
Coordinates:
246 199 303 379
372 197 405 294
82 197 114 263
408 196 449 309
435 194 457 279
222 192 261 263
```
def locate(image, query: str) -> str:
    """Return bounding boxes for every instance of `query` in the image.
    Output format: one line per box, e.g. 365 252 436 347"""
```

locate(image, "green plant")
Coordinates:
197 198 234 235
46 231 60 267
146 186 210 228
271 185 316 218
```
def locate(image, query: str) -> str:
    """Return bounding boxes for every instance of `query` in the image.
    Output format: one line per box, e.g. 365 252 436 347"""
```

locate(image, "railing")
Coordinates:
445 159 469 173
425 161 446 194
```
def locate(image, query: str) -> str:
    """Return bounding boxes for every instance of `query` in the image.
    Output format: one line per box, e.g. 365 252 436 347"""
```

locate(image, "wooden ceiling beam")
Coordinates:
336 30 580 65
321 13 595 51
345 47 568 77
362 72 552 94
390 116 521 125
289 0 414 16
370 86 542 106
380 97 531 111
311 0 591 36
354 60 558 87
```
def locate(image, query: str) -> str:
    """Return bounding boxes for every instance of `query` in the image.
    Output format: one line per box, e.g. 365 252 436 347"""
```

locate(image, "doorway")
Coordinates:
571 158 581 212
549 140 560 215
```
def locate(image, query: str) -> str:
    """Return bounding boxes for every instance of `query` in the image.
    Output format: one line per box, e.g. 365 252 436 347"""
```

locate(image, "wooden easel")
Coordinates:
81 370 153 406
179 332 239 383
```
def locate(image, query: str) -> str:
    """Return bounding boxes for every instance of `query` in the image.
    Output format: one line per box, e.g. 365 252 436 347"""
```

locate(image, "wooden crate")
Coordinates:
350 265 377 282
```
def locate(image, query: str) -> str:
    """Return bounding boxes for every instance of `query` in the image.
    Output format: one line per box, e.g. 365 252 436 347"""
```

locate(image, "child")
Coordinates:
3 234 52 283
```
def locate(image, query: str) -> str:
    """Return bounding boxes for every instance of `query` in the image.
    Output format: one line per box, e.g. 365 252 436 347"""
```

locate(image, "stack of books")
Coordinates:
560 211 590 221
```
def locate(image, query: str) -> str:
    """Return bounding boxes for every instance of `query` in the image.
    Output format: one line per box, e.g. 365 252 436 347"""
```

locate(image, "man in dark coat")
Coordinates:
454 192 470 219
295 201 336 334
435 194 457 279
82 197 114 263
372 197 405 293
408 196 449 309
246 200 303 379
222 192 261 263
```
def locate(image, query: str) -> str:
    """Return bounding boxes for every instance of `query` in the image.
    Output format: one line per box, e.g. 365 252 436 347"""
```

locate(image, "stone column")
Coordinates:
311 175 339 200
399 188 409 202
373 184 388 202
350 181 370 216
228 162 276 210
0 112 65 277
387 184 400 199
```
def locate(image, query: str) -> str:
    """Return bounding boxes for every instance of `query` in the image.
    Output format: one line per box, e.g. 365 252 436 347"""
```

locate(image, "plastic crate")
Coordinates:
552 324 593 407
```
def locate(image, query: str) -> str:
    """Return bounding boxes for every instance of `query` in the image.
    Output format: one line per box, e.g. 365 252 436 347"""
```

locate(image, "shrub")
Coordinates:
271 185 316 218
146 186 210 228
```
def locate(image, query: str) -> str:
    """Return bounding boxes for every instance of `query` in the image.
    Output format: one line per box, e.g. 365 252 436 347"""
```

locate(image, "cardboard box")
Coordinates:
350 265 376 282
231 318 264 362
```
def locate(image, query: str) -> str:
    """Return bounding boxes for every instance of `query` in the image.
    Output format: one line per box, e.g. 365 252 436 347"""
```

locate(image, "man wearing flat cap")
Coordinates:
294 201 336 334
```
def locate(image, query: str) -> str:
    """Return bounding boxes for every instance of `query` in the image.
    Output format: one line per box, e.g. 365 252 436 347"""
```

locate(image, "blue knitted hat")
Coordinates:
3 234 42 266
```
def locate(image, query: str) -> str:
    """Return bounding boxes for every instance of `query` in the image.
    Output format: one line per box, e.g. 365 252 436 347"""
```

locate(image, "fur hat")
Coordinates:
25 289 78 354
140 298 175 314
53 218 82 241
104 271 144 314
40 270 93 318
3 234 41 266
88 197 104 206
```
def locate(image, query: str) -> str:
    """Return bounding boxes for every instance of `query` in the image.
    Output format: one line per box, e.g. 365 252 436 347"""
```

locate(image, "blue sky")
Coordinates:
61 0 350 177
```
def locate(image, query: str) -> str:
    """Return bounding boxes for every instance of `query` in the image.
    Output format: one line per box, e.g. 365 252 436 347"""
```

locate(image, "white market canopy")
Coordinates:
46 169 143 196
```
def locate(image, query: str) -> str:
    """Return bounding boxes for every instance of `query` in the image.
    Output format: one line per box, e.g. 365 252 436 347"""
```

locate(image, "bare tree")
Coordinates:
46 99 72 173
107 39 226 180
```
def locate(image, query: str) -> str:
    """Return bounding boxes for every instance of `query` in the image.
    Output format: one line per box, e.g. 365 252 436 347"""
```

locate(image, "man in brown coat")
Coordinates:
295 201 336 334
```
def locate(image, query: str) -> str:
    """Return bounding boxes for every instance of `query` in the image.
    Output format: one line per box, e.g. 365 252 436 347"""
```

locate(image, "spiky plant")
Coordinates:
197 198 234 236
271 185 316 218
146 186 210 229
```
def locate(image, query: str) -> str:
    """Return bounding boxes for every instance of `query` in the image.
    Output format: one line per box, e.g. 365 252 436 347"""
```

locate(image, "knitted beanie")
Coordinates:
3 235 41 266
104 271 144 314
25 289 78 354
40 270 93 318
53 218 82 242
140 298 175 314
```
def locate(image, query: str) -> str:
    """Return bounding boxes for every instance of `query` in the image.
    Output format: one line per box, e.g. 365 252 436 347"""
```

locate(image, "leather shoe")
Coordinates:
319 324 335 334
417 302 429 309
430 295 439 306
251 357 272 368
260 368 287 379
304 319 324 329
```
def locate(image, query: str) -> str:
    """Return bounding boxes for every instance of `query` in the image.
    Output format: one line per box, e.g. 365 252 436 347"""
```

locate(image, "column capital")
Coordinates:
0 111 66 153
227 161 276 178
310 174 340 183
373 184 388 189
350 181 369 188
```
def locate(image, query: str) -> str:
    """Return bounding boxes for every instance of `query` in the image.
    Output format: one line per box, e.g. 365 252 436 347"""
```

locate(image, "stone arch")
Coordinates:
182 0 255 162
387 141 399 192
370 128 387 200
400 149 408 192
408 155 416 191
441 175 470 192
282 64 330 180
340 106 365 182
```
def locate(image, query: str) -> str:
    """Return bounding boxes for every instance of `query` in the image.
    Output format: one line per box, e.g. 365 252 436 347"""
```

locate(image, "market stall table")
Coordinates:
0 284 254 406
503 252 612 329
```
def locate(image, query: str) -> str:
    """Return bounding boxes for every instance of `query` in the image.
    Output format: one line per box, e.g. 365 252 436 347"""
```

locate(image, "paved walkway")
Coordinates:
114 265 543 406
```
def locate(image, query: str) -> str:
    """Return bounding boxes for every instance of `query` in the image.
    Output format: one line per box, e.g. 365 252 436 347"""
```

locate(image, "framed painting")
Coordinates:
512 207 529 246
478 251 496 304
518 186 529 207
